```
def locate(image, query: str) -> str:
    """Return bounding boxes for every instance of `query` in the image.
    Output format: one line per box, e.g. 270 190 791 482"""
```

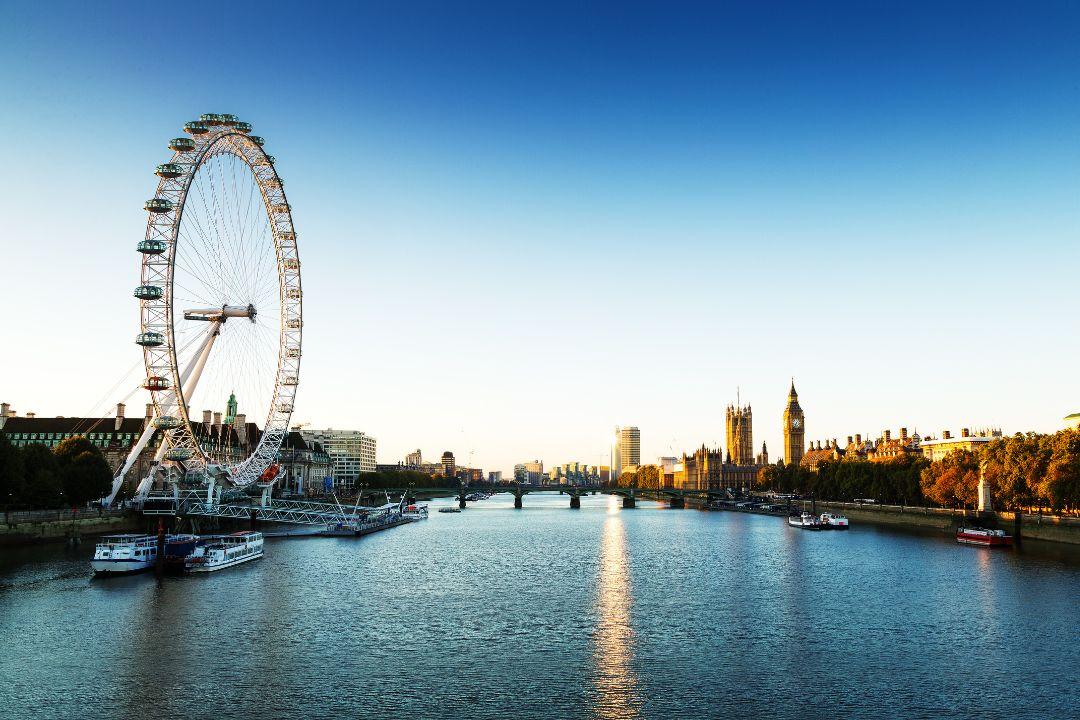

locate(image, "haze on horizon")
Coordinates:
1 1 1077 474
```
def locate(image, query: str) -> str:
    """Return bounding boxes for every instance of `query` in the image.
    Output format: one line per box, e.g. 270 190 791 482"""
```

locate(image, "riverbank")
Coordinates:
1 509 143 546
813 501 1080 545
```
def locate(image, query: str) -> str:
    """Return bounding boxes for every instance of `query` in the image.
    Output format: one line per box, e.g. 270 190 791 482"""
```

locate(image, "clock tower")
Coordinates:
783 380 805 466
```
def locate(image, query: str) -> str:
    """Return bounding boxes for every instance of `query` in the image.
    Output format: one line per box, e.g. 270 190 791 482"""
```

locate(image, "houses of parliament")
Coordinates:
672 382 805 491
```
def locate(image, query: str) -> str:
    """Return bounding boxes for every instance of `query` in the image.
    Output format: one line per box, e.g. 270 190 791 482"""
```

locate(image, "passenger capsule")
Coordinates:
136 332 164 347
145 198 174 213
219 114 239 126
281 258 299 270
279 231 296 242
134 285 164 301
183 121 208 135
144 376 171 391
153 416 182 429
155 163 183 178
165 447 193 461
234 121 252 133
286 318 302 330
281 376 298 386
285 347 300 358
248 135 265 146
169 137 196 152
199 113 225 126
285 288 301 300
278 403 294 413
266 155 276 165
137 239 168 254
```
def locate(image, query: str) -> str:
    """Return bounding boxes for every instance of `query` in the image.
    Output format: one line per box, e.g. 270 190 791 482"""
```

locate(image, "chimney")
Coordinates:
26 412 36 419
832 438 838 449
213 412 222 431
900 427 908 440
855 433 862 444
961 428 970 438
847 436 853 445
235 414 247 446
943 430 952 440
0 403 7 429
115 402 125 431
203 410 212 426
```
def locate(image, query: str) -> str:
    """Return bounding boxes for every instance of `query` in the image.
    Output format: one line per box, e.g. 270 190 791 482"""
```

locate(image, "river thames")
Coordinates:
1 493 1078 719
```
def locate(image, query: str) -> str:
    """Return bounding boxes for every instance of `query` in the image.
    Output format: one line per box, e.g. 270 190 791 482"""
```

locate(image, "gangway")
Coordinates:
139 489 393 527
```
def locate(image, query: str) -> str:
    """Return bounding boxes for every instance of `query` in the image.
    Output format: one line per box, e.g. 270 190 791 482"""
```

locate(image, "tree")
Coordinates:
54 436 112 506
920 449 979 508
0 433 26 509
635 465 661 490
21 443 62 508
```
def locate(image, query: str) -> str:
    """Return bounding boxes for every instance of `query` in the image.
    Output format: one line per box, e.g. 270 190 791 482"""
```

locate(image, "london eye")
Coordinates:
106 114 302 504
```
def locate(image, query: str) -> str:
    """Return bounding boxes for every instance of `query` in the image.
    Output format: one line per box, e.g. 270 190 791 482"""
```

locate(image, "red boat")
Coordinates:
956 526 1013 547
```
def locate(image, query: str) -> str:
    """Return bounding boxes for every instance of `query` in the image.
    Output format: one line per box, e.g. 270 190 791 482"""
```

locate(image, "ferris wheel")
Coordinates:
106 114 301 505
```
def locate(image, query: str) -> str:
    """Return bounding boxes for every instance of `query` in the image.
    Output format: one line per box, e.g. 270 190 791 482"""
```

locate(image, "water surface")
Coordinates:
1 492 1077 719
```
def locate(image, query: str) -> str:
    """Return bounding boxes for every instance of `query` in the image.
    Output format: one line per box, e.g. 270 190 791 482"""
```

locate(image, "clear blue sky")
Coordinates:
2 1 1078 473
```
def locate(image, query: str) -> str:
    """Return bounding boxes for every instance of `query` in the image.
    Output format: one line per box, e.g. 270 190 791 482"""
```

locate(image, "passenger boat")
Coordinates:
91 534 160 575
403 503 429 520
187 531 264 572
819 512 850 529
787 513 822 530
956 526 1013 547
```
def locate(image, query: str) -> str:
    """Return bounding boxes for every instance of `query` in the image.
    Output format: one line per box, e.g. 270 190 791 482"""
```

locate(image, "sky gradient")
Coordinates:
2 1 1078 473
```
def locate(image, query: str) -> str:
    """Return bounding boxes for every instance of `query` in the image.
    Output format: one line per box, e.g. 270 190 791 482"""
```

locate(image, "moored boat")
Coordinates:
91 534 159 575
163 533 199 572
403 503 429 520
787 513 822 530
438 507 461 514
187 531 264 572
819 512 849 529
956 526 1012 547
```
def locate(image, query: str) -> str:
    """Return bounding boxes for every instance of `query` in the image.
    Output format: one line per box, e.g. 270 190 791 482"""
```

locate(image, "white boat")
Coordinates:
819 512 850 529
403 503 429 520
187 531 264 572
787 513 822 530
92 534 159 575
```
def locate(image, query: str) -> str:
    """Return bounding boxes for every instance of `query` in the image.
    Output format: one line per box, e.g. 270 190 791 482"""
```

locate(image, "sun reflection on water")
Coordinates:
591 514 640 719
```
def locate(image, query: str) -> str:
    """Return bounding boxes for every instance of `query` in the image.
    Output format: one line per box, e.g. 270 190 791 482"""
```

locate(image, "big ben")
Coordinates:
783 380 805 466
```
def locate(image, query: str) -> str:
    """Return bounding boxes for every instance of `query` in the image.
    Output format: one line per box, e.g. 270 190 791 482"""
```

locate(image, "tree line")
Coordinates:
0 433 113 509
753 429 1080 513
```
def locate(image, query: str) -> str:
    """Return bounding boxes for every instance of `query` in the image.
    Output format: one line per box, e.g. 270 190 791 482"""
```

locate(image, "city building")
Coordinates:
513 460 544 484
920 428 1003 463
0 403 162 494
617 426 640 472
299 429 377 491
725 404 754 465
277 431 332 497
1065 413 1080 430
441 451 456 478
782 381 805 466
405 449 423 468
802 428 924 471
488 471 503 483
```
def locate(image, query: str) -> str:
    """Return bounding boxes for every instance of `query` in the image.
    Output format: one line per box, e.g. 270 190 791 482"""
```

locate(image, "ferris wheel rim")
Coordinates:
136 118 302 487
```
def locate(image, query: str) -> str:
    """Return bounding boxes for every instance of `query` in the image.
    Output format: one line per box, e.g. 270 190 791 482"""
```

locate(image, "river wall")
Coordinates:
815 501 1080 545
1 509 143 546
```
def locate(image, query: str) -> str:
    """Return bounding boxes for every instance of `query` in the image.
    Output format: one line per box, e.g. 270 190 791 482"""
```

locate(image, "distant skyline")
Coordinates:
2 2 1078 474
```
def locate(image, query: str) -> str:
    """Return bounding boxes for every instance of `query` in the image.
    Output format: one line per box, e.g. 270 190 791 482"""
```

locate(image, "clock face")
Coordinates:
791 418 802 429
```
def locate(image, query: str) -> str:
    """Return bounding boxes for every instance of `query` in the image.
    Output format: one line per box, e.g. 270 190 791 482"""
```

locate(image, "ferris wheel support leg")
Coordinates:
132 321 223 500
